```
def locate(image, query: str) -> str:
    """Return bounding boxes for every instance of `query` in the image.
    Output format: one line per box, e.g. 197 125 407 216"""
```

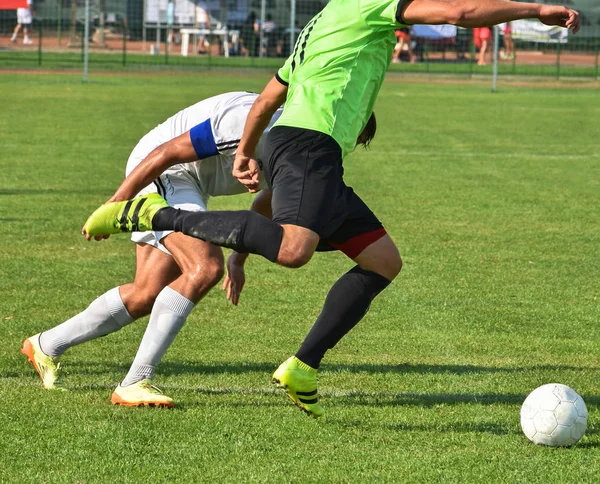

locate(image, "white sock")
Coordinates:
39 287 134 358
121 286 195 387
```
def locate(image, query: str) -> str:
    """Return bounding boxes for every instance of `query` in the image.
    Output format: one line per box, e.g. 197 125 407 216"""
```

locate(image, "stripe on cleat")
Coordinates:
296 389 317 396
130 198 147 232
119 200 135 232
299 397 319 404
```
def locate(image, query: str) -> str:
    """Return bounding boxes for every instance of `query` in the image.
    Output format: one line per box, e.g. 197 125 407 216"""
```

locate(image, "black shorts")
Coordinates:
262 126 385 258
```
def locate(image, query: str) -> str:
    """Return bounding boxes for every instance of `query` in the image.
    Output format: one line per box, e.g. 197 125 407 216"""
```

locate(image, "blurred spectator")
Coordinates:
500 22 514 60
11 0 34 45
473 27 491 65
195 0 209 54
261 14 278 57
392 27 416 64
240 12 258 57
166 0 180 51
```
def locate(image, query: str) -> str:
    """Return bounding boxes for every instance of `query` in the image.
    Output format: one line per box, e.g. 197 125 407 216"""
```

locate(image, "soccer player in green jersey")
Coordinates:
84 0 580 417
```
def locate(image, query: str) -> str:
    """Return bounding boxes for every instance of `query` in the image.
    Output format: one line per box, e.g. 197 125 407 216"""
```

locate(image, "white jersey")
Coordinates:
127 91 282 199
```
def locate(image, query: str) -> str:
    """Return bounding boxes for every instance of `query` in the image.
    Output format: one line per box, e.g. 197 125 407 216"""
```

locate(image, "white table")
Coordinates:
180 28 239 58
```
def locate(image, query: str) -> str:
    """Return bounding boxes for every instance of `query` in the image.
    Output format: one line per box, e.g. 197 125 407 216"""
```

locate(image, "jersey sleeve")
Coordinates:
208 101 251 156
275 54 293 86
360 0 409 29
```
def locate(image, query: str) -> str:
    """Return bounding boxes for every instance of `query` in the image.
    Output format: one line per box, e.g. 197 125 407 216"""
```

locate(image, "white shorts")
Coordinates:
17 9 32 25
126 132 208 256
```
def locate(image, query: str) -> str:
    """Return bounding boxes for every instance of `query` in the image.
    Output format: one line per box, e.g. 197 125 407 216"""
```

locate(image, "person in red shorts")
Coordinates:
473 26 492 65
393 27 416 63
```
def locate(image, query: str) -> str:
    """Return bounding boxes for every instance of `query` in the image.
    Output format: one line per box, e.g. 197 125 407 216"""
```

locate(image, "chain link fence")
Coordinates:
1 0 599 79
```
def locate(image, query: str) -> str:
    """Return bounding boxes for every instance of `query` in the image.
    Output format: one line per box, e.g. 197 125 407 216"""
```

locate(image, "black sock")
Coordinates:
295 266 391 369
153 208 283 262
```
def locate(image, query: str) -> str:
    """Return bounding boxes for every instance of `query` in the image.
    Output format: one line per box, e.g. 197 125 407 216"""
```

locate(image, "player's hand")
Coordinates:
222 252 247 305
233 154 261 193
539 6 580 34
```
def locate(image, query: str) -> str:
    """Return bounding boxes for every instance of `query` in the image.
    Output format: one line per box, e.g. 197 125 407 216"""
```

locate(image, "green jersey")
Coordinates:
275 0 405 157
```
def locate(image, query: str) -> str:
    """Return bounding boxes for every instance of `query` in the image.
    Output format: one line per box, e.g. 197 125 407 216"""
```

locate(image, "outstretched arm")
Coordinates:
109 132 198 203
400 0 579 33
233 77 288 193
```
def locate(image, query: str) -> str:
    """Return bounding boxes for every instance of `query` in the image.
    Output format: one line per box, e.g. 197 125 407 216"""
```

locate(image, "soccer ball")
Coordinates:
520 383 588 447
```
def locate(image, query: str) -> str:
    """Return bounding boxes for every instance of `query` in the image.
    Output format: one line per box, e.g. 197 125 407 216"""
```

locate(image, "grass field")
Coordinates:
0 71 599 482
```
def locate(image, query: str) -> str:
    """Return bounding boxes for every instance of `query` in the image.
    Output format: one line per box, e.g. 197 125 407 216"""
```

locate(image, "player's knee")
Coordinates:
184 260 224 291
276 245 314 268
388 252 403 280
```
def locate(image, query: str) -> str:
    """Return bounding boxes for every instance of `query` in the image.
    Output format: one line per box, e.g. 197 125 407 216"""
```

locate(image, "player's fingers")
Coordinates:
222 274 230 291
233 169 251 179
238 177 259 187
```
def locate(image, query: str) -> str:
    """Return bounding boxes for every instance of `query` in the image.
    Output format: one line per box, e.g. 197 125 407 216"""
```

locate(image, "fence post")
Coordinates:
57 0 62 46
37 20 42 66
555 40 561 80
469 37 474 79
83 0 89 83
290 0 296 56
425 38 429 73
492 26 499 92
165 27 169 64
122 17 127 67
595 43 599 81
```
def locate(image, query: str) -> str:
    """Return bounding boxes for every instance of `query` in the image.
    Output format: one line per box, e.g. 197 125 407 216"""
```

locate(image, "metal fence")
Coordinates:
1 0 599 79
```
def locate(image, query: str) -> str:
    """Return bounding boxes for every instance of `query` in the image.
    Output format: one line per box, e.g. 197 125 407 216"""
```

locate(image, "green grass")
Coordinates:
1 72 599 482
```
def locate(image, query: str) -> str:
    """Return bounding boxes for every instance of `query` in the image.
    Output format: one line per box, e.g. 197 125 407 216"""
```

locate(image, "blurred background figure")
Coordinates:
260 14 278 57
11 0 34 45
240 12 258 57
500 22 514 60
166 0 179 52
473 27 492 65
195 0 209 54
393 27 416 64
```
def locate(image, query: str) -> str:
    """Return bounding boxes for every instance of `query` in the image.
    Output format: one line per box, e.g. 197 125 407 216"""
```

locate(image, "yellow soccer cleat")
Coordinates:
21 334 64 390
83 193 169 237
111 379 174 408
272 356 324 418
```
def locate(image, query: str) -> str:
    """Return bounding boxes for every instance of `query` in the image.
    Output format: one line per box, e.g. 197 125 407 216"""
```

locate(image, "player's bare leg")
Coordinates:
22 244 180 390
113 233 224 407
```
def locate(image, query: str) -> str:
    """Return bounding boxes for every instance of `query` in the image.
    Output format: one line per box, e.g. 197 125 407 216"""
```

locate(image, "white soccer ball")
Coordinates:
520 383 588 447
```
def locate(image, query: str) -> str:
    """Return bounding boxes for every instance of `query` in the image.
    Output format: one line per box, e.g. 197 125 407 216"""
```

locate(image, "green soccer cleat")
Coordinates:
111 379 174 408
21 334 64 390
272 356 324 418
83 193 169 237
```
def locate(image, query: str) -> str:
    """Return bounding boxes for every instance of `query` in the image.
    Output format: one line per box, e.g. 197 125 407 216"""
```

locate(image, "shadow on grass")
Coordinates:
61 360 600 378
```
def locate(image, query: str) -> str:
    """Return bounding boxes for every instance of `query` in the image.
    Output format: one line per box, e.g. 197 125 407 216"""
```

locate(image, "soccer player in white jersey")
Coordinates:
21 92 282 407
22 92 376 407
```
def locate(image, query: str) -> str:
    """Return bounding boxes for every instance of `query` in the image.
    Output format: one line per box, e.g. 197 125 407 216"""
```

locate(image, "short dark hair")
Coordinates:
358 112 376 149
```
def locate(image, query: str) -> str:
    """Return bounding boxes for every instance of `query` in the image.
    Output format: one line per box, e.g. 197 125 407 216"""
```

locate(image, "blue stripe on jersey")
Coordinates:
189 119 218 159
